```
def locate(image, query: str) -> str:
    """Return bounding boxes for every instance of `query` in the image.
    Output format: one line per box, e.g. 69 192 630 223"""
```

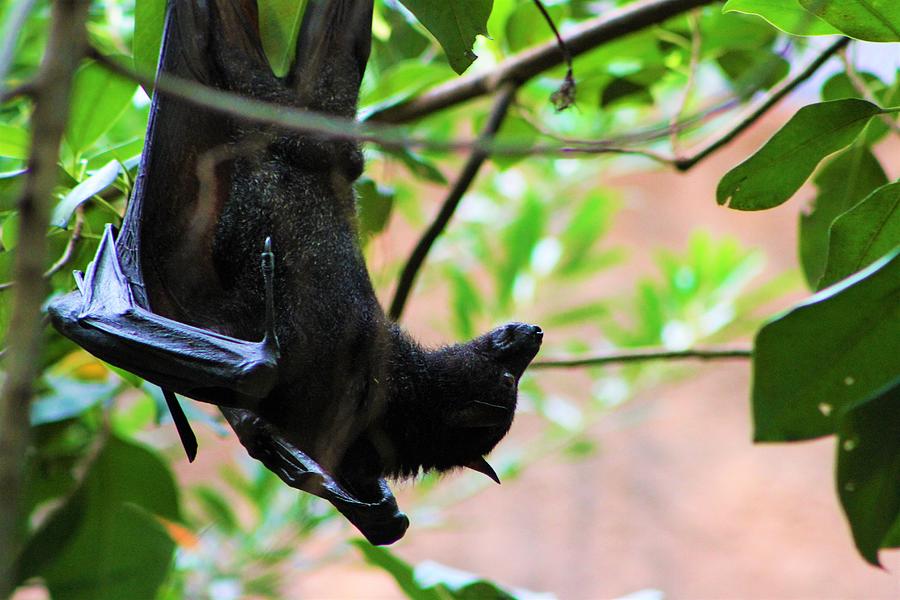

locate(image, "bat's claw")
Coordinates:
261 237 280 356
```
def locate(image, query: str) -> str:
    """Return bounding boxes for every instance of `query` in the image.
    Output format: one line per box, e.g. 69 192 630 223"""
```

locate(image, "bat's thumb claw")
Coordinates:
264 237 272 253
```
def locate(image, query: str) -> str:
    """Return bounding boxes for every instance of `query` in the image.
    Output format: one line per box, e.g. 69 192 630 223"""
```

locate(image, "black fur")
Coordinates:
48 0 541 543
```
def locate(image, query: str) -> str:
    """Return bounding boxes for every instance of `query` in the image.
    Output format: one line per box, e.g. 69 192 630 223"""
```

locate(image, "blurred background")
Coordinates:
4 0 899 598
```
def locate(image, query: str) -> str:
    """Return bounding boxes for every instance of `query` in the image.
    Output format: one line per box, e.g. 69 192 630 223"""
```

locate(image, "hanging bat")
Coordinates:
48 0 542 545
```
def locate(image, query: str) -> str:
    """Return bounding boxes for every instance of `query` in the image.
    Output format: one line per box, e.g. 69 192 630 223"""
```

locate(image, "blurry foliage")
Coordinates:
2 0 899 597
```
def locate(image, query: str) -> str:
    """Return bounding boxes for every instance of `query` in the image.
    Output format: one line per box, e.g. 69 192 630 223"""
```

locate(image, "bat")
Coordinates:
48 0 542 545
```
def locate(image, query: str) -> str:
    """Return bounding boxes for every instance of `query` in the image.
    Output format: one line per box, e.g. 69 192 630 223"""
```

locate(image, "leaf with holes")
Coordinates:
836 378 900 566
752 249 900 442
398 0 493 74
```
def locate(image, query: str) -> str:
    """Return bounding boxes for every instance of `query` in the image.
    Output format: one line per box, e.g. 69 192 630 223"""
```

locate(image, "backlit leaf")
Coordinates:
398 0 492 74
800 0 900 41
722 0 840 35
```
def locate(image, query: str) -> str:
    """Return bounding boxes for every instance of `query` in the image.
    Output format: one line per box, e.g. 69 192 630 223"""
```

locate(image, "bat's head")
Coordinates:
378 322 542 481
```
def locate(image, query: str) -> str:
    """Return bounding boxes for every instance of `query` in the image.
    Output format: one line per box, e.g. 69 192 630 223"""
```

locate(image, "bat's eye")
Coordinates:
501 373 516 389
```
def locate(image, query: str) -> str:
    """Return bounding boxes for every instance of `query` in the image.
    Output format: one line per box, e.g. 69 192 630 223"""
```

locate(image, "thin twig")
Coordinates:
44 206 85 278
839 48 900 135
0 80 35 105
532 347 753 368
673 37 850 171
532 0 576 111
0 206 87 291
670 10 701 159
388 83 519 321
0 1 91 596
369 0 718 124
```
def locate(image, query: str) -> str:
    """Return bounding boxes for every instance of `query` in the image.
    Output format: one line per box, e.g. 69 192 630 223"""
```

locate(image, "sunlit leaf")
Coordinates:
65 60 138 156
133 0 166 91
30 375 117 425
753 249 900 442
398 0 492 74
51 161 121 228
717 99 884 210
259 0 308 77
800 0 900 41
722 0 840 35
0 124 30 159
819 181 900 289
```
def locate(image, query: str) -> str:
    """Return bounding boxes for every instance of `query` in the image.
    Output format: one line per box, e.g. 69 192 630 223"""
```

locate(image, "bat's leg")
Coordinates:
221 407 409 545
163 389 198 462
261 236 279 354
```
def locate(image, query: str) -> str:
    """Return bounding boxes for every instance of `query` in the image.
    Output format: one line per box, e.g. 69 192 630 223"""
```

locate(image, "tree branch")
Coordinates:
388 83 519 321
672 37 849 171
532 347 752 368
369 0 719 124
0 0 39 95
0 1 91 596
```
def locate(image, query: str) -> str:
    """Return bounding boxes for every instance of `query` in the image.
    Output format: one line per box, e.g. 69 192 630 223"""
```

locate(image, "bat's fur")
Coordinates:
51 0 541 542
179 0 542 489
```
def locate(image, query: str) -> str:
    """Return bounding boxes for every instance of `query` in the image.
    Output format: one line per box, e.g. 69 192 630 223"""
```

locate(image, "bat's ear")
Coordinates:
287 0 374 114
172 0 271 84
465 456 501 484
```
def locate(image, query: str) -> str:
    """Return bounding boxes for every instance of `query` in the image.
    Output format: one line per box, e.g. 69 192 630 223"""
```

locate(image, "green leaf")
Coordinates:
51 161 122 228
819 181 900 289
17 435 181 599
398 0 492 74
30 375 118 425
717 99 884 210
356 177 394 243
800 0 900 41
65 61 138 156
504 1 565 53
353 540 443 600
382 147 447 184
354 541 516 599
448 268 482 339
722 0 841 35
361 59 452 113
752 249 900 442
497 194 544 308
0 124 30 159
194 486 239 534
259 0 308 77
799 144 888 288
133 0 166 91
836 378 900 566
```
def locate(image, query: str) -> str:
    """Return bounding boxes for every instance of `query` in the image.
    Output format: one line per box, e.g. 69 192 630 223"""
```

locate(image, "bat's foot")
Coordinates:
261 237 280 356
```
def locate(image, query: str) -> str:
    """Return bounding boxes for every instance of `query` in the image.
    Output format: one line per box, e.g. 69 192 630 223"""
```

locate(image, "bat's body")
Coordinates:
49 0 541 545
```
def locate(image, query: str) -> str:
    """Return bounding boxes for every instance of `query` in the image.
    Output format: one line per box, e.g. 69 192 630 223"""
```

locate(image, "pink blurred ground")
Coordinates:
168 106 899 599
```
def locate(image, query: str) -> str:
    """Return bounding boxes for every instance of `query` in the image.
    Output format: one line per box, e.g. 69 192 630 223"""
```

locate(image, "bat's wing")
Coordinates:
48 0 279 459
222 407 409 546
50 225 278 401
